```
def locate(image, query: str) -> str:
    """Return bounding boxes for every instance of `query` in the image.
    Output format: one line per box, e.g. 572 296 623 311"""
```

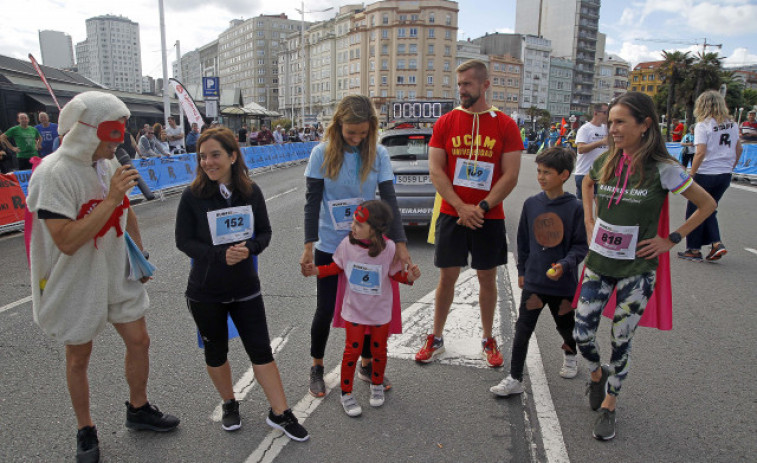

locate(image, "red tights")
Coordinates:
341 322 390 394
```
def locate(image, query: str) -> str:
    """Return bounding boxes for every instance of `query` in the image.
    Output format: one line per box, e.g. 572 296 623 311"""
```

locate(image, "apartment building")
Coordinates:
593 53 629 104
629 60 664 98
489 55 522 117
75 15 142 93
39 30 75 70
548 57 573 120
218 14 305 111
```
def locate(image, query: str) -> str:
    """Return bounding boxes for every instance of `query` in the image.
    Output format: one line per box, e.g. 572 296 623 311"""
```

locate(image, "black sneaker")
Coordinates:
76 425 100 463
125 401 180 432
221 399 241 432
586 365 609 411
357 362 392 391
266 408 310 442
309 365 325 398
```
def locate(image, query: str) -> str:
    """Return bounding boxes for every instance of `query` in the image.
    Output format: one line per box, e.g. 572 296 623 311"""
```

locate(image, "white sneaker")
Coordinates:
489 375 524 397
560 354 578 379
369 384 385 407
340 394 362 417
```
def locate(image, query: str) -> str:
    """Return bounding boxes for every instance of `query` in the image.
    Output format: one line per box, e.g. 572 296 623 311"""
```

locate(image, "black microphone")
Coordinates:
116 148 155 200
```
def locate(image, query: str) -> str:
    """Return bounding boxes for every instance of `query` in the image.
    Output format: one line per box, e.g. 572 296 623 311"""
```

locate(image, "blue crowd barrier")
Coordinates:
666 142 757 177
12 142 319 198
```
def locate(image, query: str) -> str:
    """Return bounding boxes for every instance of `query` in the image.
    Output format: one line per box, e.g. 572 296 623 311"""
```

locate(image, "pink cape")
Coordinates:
332 273 403 335
572 197 673 331
24 156 44 267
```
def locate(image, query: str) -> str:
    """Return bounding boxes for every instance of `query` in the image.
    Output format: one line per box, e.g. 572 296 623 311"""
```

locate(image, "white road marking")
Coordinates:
0 295 31 315
265 187 298 203
730 183 757 193
506 255 570 463
745 248 757 256
210 327 294 422
388 268 502 367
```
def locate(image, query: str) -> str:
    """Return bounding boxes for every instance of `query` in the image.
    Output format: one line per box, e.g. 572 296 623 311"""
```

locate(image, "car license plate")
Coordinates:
395 174 430 184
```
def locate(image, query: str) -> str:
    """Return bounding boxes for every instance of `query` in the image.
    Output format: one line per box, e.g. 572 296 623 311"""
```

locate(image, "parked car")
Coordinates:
379 127 435 227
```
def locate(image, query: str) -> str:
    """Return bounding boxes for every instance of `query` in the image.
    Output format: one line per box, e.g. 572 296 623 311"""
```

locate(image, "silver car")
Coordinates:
380 127 435 226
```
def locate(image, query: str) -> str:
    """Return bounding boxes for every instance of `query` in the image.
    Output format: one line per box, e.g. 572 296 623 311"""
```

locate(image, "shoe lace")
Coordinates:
280 409 298 426
78 428 97 451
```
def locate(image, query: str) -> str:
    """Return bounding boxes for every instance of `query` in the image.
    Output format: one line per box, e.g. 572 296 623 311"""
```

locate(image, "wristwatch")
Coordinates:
478 200 490 213
668 232 682 245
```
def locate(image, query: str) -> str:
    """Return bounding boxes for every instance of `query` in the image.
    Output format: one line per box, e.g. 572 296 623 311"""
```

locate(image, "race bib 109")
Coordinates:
452 158 494 191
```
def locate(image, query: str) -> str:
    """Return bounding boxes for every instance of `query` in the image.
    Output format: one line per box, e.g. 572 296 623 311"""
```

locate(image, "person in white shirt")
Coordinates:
164 117 185 154
574 104 608 199
678 90 743 262
273 125 284 144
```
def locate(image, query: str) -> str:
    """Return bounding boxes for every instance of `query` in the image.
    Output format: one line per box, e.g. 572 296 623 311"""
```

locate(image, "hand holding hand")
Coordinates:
226 242 249 265
407 264 421 282
300 245 314 276
456 204 485 229
302 263 319 277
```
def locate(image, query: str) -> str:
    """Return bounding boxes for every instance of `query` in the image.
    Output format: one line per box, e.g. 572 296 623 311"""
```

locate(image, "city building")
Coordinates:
731 69 757 91
515 0 601 115
548 57 573 121
593 53 629 104
142 76 156 94
489 55 522 119
174 40 219 88
473 33 552 122
75 15 143 93
629 60 664 98
38 30 75 70
218 14 304 111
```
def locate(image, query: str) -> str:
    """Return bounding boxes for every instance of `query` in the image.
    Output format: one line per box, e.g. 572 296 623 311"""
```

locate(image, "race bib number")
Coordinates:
347 262 382 296
328 197 363 231
207 206 254 246
589 218 638 260
452 158 494 191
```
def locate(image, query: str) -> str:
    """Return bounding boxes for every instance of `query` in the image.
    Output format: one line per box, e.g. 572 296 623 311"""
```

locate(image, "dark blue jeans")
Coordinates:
685 173 731 250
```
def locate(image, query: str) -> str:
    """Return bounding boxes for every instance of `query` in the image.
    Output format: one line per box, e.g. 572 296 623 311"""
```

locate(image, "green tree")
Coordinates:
659 50 694 140
684 52 724 125
743 89 757 109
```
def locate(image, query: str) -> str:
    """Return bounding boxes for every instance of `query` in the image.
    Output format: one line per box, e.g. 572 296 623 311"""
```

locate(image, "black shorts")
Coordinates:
434 213 507 270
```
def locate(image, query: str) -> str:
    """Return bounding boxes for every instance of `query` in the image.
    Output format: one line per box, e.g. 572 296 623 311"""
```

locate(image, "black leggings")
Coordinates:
510 290 576 381
311 249 372 360
188 296 274 367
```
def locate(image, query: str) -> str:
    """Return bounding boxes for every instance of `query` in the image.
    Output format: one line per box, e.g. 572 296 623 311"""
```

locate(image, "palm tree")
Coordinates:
684 52 725 126
659 50 693 141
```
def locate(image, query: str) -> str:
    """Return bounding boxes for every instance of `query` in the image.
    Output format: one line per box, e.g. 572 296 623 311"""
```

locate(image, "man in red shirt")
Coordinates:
740 110 757 142
671 118 684 142
415 59 522 367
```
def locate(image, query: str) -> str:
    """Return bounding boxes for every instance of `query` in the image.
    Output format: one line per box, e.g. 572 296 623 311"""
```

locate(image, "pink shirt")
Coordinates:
332 237 402 325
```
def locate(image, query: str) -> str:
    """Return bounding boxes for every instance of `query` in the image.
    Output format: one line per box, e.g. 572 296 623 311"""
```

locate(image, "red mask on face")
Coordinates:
79 120 126 143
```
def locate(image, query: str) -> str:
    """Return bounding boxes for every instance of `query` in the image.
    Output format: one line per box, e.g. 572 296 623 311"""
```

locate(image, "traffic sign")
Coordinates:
203 77 220 98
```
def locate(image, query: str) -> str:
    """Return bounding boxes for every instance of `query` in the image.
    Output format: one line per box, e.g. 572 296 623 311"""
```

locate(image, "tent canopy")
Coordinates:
221 101 281 118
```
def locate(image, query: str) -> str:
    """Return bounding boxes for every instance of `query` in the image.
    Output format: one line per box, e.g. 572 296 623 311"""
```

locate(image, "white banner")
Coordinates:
169 78 204 130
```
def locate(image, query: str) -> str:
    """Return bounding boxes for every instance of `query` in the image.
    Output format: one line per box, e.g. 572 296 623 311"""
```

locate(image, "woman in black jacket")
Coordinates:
175 127 308 441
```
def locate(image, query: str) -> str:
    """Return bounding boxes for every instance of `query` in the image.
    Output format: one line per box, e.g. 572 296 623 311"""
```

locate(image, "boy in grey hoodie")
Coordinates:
490 147 588 396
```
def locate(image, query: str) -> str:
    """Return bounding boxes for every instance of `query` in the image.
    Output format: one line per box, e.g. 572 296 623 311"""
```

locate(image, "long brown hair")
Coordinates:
190 127 253 198
598 92 675 187
322 95 379 183
348 200 392 257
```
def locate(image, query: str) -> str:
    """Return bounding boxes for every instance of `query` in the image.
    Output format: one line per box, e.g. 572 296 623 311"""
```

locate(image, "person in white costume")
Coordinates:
26 91 179 463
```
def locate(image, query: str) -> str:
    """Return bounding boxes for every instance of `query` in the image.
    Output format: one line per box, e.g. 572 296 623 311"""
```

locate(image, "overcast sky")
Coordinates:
2 0 755 75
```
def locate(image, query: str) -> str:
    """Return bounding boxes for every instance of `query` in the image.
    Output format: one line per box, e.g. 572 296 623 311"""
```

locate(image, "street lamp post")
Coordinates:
295 2 333 128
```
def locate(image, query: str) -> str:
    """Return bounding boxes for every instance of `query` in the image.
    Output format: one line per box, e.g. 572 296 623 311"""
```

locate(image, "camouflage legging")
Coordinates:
574 267 656 396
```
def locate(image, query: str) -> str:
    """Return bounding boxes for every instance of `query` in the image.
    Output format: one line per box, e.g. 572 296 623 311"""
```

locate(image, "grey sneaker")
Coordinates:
369 384 385 407
593 407 616 441
586 365 609 411
358 362 392 391
340 393 362 417
76 425 100 463
559 354 578 379
489 375 524 397
309 365 326 398
221 399 241 432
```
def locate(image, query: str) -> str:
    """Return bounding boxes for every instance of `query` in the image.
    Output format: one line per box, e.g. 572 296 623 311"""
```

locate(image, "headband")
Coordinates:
354 205 369 223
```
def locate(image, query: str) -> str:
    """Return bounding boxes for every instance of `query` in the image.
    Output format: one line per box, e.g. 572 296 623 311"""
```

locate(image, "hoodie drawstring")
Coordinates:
467 111 481 179
607 152 634 208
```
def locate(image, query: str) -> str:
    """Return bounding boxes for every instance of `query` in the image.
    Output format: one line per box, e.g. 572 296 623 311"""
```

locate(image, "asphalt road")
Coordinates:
0 156 755 462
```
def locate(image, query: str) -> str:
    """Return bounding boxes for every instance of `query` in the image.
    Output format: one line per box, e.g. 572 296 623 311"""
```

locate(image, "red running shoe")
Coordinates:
482 337 504 368
415 334 445 363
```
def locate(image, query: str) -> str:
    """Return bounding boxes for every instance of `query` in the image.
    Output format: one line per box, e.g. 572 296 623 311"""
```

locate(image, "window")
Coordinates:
443 61 450 71
409 44 417 54
370 60 375 71
370 76 375 85
427 59 434 70
428 28 435 38
408 75 416 83
382 75 388 85
408 58 417 69
382 44 388 55
427 90 433 98
443 76 449 85
428 44 434 54
381 90 388 97
397 28 406 38
427 75 433 84
399 15 407 21
398 44 406 54
397 75 405 84
382 29 389 39
381 59 388 70
648 74 655 81
429 13 435 23
445 30 451 40
382 14 388 25
409 28 418 37
398 59 406 69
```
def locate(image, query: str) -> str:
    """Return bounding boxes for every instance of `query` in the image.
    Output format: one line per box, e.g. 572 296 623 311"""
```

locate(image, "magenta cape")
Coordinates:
572 197 673 331
332 273 403 334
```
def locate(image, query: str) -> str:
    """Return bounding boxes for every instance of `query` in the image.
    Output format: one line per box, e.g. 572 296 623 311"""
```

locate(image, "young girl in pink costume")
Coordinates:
304 200 420 417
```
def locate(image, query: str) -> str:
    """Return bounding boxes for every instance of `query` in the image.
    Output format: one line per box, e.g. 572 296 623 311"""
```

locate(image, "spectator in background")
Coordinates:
671 117 684 142
153 124 171 154
273 125 284 144
165 116 186 154
740 110 757 143
679 125 696 168
35 112 59 157
257 127 273 145
186 123 200 153
575 104 609 200
4 112 41 170
0 129 18 173
238 124 248 147
138 128 170 157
